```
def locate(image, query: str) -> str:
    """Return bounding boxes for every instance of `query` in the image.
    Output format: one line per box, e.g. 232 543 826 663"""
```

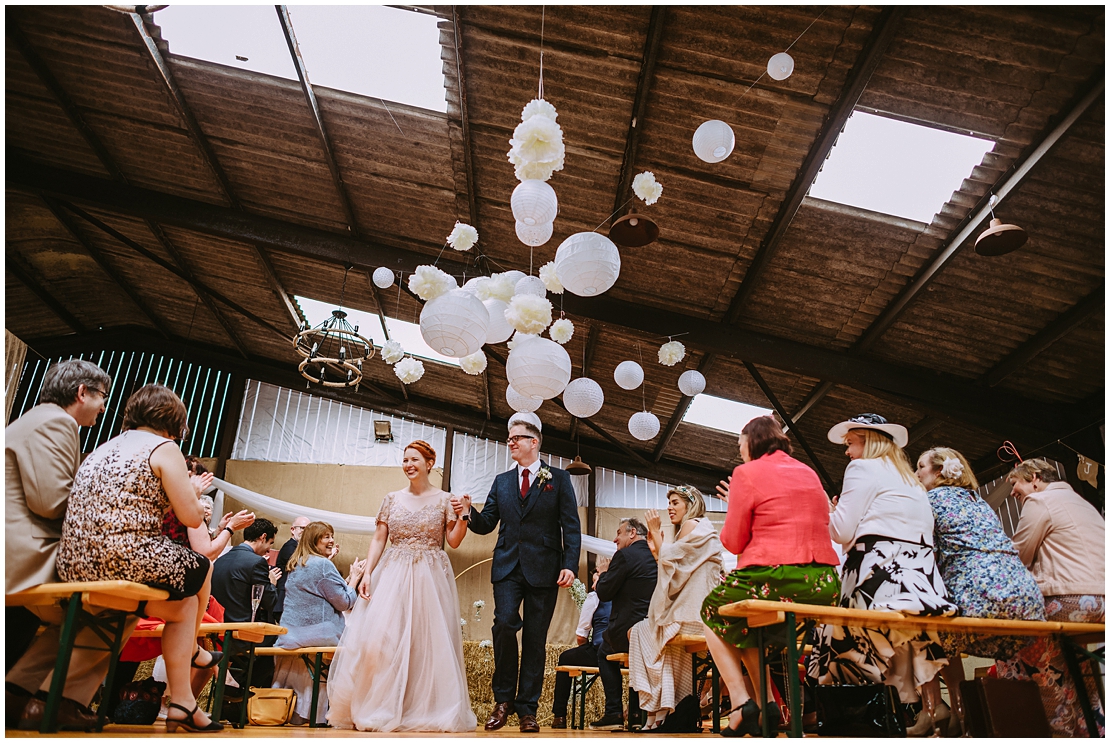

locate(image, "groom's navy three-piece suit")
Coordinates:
467 461 581 717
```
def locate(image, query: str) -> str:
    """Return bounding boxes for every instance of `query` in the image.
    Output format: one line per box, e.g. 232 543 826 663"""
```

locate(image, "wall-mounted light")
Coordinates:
374 420 393 442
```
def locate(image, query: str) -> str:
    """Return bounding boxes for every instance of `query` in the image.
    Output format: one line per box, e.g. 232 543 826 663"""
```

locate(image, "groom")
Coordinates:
454 416 581 733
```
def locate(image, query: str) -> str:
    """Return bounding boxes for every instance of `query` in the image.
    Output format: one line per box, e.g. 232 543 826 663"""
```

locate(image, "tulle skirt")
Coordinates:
326 545 477 732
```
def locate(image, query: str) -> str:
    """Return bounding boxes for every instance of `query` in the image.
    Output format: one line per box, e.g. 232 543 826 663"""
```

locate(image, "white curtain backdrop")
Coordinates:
450 432 588 506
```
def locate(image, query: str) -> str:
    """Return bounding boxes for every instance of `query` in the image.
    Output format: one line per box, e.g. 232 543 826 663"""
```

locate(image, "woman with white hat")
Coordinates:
807 414 956 725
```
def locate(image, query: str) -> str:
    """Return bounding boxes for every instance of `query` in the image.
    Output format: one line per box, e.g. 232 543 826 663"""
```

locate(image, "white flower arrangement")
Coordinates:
507 332 537 351
407 265 457 302
567 578 587 612
473 599 485 622
459 617 467 627
447 222 478 252
657 340 686 366
536 466 552 484
521 98 558 123
479 639 493 649
549 317 574 344
381 340 405 365
940 457 964 480
459 350 487 376
504 294 553 335
394 356 425 384
633 171 663 205
539 261 563 294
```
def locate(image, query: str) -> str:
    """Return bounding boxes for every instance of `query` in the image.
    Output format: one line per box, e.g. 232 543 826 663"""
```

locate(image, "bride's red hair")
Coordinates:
404 440 437 467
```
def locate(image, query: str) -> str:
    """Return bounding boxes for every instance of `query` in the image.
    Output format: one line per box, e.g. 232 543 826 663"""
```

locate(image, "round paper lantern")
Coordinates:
554 232 621 297
418 289 489 357
692 120 735 164
506 384 543 414
511 179 558 226
505 335 572 400
562 377 604 418
767 52 794 81
372 266 395 289
629 411 661 441
614 360 644 390
515 275 547 298
516 220 553 247
678 369 706 397
461 276 486 294
501 270 526 289
482 299 513 344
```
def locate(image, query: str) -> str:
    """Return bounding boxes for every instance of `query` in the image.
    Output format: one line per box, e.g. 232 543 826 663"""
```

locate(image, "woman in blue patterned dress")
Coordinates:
912 446 1044 735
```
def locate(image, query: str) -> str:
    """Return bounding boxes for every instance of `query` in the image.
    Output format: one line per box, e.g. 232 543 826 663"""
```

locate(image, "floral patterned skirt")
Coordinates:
701 564 840 649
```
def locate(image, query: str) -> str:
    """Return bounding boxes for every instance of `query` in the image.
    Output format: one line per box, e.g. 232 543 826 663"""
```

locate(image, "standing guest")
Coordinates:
995 458 1105 737
701 416 841 736
275 516 310 622
550 560 611 729
55 384 221 733
628 486 722 732
808 415 956 717
5 359 124 731
273 522 361 725
912 447 1045 735
588 518 658 731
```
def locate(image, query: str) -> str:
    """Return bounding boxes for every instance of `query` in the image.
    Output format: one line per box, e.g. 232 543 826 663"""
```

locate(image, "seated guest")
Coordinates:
589 519 657 731
913 447 1045 735
995 458 1105 737
275 516 311 623
702 416 841 736
55 384 221 733
272 521 361 725
550 560 611 729
628 486 722 731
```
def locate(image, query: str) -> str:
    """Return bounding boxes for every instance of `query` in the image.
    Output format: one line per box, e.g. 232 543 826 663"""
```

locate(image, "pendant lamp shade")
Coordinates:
609 210 659 248
974 217 1028 256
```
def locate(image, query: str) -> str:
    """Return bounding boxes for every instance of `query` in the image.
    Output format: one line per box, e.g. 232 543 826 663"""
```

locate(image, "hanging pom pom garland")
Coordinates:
446 222 479 251
632 171 663 205
408 265 458 301
505 294 553 335
657 340 686 366
394 356 425 384
459 350 488 376
507 99 565 184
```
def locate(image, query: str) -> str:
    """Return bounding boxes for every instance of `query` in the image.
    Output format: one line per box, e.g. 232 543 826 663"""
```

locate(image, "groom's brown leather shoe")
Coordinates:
519 714 540 733
484 702 514 731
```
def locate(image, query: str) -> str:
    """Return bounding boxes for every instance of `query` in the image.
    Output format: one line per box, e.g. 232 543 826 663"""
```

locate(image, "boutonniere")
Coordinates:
536 467 553 485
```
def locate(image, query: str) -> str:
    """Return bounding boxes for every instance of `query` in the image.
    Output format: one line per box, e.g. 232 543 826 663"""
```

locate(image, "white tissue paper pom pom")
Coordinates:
657 340 686 366
539 261 563 294
447 222 478 252
459 350 487 376
521 98 558 123
940 457 965 480
632 171 663 205
505 294 553 335
507 332 537 351
394 357 424 384
512 154 564 183
407 265 457 302
480 273 516 303
549 318 574 344
508 116 565 175
381 340 405 365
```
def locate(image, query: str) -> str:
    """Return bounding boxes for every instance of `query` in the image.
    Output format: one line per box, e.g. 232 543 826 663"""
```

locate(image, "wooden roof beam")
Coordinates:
6 257 86 334
451 6 480 228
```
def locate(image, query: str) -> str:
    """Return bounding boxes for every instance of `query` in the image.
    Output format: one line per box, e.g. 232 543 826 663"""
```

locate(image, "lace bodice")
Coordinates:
377 490 456 551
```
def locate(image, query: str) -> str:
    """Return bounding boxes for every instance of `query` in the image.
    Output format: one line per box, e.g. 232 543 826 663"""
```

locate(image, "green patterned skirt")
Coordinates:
701 564 841 648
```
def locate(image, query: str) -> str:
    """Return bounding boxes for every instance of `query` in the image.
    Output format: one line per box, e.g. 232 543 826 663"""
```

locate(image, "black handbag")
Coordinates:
814 684 907 737
111 677 166 725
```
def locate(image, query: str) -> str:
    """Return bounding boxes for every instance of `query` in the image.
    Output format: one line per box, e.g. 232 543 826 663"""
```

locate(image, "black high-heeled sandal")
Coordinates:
720 699 761 738
191 647 223 670
165 702 223 733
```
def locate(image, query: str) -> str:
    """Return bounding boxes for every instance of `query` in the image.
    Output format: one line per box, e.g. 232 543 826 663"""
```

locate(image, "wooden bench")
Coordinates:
193 622 287 729
720 599 1108 738
250 646 337 727
6 581 169 734
555 664 600 730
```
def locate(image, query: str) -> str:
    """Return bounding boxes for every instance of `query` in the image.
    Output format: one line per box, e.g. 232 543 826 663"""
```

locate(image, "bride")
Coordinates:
326 440 477 732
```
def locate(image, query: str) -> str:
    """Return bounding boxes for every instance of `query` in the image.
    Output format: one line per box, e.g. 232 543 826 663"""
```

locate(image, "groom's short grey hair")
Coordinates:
618 518 647 537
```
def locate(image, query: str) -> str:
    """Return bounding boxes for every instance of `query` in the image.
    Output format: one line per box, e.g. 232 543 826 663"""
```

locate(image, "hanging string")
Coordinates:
636 343 647 411
1058 440 1103 469
538 6 546 100
978 419 1106 481
186 296 199 340
592 195 635 232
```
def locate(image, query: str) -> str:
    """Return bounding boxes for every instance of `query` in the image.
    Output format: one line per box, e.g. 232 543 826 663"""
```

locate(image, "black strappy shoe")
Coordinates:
191 647 223 670
720 699 761 737
165 702 223 733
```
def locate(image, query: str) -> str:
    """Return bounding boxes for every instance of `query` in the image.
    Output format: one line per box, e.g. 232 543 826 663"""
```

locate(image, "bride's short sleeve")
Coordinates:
443 493 458 523
376 493 392 525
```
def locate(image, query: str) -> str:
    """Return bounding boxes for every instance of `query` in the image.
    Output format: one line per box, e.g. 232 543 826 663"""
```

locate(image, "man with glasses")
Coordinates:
453 415 582 733
5 359 120 730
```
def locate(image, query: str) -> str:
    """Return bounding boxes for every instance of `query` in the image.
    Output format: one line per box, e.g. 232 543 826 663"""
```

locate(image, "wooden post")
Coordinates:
586 467 598 577
441 425 454 491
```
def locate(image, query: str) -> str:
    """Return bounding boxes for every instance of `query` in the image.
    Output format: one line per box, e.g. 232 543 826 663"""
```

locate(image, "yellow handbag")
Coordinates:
246 687 297 726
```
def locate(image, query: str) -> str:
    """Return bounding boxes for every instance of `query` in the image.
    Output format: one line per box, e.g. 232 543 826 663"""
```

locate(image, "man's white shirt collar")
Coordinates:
518 460 541 479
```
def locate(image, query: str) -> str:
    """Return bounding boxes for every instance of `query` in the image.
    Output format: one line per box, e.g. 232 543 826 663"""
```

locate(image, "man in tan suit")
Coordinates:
5 358 129 730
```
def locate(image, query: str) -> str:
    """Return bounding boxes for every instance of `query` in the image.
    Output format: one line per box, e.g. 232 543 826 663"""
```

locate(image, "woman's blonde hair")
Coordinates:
918 447 979 490
1007 458 1061 484
666 485 706 527
287 521 335 572
853 429 920 487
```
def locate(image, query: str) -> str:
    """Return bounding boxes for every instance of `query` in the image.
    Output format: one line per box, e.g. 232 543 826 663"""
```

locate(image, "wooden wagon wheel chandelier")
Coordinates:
293 266 375 389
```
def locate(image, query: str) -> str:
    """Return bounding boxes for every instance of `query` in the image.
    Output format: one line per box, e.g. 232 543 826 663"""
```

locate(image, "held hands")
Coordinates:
716 476 731 503
556 569 575 588
268 567 281 586
449 494 467 515
190 472 214 496
645 509 662 534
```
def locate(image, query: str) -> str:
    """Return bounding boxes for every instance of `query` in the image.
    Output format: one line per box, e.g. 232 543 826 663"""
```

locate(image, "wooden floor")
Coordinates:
7 723 742 738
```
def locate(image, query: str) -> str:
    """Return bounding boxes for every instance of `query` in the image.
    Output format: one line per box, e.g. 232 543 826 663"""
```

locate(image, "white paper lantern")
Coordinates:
678 369 706 397
501 270 526 288
461 276 486 294
516 220 553 247
515 275 547 297
554 232 621 297
511 179 558 226
505 335 572 400
372 266 395 289
482 299 514 344
692 120 735 164
629 411 661 441
506 384 543 414
614 360 644 390
767 52 795 81
562 377 604 418
419 289 489 358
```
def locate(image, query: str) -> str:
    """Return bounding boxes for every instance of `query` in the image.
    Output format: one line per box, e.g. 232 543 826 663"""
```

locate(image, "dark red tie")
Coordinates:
520 469 530 499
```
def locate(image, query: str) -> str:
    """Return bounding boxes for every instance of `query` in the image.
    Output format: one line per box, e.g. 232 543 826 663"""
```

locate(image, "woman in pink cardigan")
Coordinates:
701 416 840 737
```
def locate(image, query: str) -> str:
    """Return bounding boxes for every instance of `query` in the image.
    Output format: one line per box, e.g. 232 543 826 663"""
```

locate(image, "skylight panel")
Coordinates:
808 111 994 224
153 6 297 80
295 296 459 368
682 395 772 437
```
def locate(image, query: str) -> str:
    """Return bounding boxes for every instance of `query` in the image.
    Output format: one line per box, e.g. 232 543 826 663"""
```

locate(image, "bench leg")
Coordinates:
40 593 83 734
757 626 771 738
207 631 232 721
238 645 257 729
783 612 803 739
95 613 128 731
711 653 720 734
1060 634 1100 737
309 652 323 728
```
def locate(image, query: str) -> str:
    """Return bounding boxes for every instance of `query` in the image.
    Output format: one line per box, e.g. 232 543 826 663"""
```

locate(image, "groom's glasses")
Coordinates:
507 435 536 444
